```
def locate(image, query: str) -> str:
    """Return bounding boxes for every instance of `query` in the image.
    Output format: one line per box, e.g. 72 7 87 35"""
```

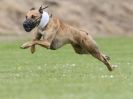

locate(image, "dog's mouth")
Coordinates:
23 19 38 32
23 26 33 32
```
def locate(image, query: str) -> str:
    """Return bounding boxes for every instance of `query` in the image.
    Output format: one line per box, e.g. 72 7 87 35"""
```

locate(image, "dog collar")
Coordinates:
38 11 49 29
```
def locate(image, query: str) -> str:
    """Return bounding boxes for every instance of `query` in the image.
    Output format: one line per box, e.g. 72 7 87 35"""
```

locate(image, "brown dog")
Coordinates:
21 6 114 71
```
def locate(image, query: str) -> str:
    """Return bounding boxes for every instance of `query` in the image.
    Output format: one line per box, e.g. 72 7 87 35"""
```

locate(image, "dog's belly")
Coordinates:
50 39 62 50
72 44 89 54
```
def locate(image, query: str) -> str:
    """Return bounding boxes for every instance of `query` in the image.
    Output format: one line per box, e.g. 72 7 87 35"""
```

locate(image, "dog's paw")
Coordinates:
20 44 29 49
112 64 118 68
20 42 33 49
30 45 36 54
108 65 118 71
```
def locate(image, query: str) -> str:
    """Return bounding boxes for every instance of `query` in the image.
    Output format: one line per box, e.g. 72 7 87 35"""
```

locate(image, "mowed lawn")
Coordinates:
0 37 133 99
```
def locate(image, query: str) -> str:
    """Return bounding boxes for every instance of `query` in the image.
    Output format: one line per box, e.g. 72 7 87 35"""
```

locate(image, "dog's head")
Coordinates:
23 6 48 32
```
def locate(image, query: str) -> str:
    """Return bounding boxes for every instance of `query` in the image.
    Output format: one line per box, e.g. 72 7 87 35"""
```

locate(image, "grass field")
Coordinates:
0 37 133 99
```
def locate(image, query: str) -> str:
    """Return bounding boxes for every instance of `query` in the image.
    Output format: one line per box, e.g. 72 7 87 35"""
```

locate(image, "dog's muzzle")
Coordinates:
23 19 38 32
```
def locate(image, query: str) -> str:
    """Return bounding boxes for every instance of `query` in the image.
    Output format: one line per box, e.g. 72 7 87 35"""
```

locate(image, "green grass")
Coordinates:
0 37 133 99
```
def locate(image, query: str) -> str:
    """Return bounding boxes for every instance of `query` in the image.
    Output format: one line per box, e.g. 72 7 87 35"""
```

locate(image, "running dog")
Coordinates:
21 6 114 71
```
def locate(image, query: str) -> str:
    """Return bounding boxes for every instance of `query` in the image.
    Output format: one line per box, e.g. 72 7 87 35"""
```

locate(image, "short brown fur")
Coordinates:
21 8 114 71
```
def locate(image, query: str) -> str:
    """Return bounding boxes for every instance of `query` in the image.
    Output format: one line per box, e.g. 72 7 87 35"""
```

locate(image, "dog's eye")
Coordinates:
31 15 35 19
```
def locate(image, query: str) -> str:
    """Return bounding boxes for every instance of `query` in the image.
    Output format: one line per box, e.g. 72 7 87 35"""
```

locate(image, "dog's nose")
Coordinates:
23 20 32 32
23 20 28 28
23 19 36 32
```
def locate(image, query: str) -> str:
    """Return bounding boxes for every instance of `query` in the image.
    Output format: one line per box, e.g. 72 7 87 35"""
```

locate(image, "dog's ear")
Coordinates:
43 5 48 9
39 5 43 14
39 5 49 14
30 7 35 10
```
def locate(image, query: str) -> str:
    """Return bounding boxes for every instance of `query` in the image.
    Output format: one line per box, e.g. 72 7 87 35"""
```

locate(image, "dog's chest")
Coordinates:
50 38 62 50
39 30 46 36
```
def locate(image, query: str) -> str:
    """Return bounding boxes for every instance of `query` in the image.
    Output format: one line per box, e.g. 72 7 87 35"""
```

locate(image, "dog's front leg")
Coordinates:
33 30 56 49
34 40 51 49
21 40 50 49
30 40 36 54
20 41 36 49
30 33 42 54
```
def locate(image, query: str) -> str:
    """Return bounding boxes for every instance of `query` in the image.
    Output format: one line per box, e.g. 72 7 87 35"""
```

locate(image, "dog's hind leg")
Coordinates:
71 44 88 54
90 51 113 71
82 38 113 71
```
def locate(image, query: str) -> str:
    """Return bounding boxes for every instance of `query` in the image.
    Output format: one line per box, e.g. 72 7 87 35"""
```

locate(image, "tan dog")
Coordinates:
21 6 114 71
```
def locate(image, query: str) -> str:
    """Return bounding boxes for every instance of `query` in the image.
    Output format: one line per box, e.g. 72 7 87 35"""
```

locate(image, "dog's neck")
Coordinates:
38 11 49 30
